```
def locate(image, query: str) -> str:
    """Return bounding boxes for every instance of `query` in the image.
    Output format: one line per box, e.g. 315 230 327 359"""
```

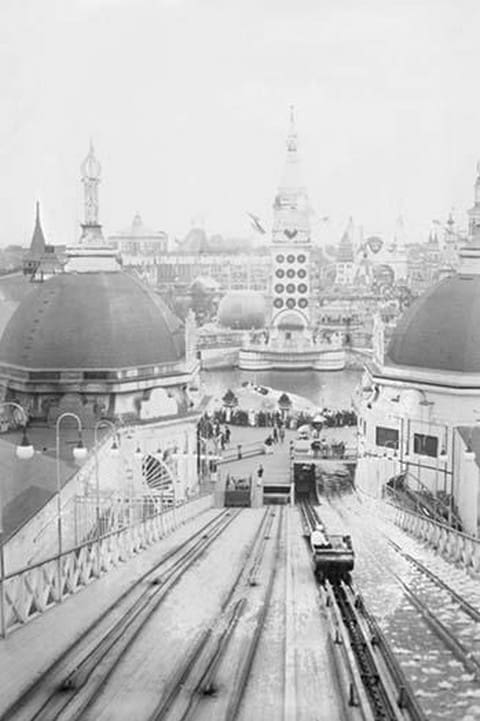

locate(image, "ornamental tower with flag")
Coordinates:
270 106 312 335
239 109 345 371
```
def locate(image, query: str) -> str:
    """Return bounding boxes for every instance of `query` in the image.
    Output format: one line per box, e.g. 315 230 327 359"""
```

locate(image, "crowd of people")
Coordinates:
296 408 357 428
198 404 356 458
210 406 357 431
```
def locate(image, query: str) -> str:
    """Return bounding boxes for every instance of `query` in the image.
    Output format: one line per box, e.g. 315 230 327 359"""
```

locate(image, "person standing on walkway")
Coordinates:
272 425 279 444
224 425 231 445
257 464 264 481
279 425 285 444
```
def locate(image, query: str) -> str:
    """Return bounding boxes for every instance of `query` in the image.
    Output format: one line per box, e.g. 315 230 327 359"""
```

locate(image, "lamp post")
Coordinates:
0 401 33 638
0 401 34 459
93 420 119 574
55 412 87 602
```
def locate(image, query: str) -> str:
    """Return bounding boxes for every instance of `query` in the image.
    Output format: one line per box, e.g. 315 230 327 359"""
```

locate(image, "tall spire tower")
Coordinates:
270 107 312 335
79 141 104 245
238 108 345 371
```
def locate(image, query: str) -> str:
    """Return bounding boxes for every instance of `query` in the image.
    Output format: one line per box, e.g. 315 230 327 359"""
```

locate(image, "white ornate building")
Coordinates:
0 145 202 507
239 108 344 371
355 164 480 536
109 213 168 268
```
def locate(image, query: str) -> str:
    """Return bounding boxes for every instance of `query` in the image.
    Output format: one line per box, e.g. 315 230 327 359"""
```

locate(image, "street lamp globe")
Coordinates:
16 428 34 460
73 439 88 462
109 438 120 457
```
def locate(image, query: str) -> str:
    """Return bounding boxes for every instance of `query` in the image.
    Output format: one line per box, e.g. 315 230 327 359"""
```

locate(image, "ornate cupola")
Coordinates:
65 142 119 273
80 140 104 246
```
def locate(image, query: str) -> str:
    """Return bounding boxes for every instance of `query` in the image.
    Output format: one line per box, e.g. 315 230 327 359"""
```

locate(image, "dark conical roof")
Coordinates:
337 219 354 263
28 202 47 260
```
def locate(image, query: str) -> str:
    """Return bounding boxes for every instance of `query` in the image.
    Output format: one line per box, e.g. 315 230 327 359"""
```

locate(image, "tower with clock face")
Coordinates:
270 107 312 344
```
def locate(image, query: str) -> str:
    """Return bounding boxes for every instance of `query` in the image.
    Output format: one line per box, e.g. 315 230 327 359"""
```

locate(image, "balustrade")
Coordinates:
385 502 480 573
0 493 213 637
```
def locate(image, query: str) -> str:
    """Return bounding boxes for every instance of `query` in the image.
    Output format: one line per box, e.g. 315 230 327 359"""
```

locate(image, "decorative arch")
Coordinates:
273 309 308 330
141 453 177 493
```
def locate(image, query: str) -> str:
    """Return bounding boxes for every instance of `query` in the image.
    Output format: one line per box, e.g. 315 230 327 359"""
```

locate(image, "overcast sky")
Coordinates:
1 0 479 247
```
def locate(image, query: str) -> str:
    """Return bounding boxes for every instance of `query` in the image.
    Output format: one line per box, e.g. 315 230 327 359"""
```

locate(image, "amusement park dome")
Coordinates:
386 273 480 374
0 272 185 370
218 290 266 330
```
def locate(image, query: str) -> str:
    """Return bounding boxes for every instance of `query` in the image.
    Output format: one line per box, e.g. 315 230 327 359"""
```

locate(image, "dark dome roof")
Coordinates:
387 275 480 373
218 290 266 329
0 272 185 369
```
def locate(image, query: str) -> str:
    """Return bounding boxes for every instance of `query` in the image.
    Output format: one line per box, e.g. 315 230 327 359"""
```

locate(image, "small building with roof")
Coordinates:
109 213 168 267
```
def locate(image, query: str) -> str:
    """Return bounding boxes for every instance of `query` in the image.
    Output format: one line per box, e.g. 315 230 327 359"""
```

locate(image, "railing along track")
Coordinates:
1 510 240 721
146 506 283 721
328 496 480 692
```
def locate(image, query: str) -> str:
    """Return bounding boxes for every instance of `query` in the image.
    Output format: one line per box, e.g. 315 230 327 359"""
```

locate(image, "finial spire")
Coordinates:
286 105 298 152
79 141 104 245
29 201 46 256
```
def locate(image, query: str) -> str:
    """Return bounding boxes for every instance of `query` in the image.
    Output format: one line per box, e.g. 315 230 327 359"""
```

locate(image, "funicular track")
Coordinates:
329 495 480 680
301 499 425 721
1 510 241 721
146 506 284 721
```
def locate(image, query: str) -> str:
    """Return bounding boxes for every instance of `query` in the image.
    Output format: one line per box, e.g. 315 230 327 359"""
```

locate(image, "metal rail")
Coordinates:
224 507 285 721
325 580 426 721
146 507 281 721
299 498 320 535
1 510 240 721
387 539 480 623
329 497 480 691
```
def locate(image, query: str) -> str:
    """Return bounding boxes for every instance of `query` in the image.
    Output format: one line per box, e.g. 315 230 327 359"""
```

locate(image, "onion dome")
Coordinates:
218 290 266 330
81 140 102 180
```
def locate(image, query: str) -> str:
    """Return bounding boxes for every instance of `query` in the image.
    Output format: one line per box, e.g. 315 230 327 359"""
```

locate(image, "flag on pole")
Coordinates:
247 212 266 234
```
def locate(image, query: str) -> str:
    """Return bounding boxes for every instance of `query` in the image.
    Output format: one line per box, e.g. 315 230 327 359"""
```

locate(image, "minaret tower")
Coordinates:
64 142 118 273
270 107 312 341
79 141 104 245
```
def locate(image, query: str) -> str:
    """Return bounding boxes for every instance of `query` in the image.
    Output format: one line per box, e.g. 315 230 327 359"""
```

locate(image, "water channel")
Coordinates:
200 367 362 409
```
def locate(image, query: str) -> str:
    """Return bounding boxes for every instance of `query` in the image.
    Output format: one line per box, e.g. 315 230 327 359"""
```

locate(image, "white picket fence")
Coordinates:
0 493 213 638
384 502 480 573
